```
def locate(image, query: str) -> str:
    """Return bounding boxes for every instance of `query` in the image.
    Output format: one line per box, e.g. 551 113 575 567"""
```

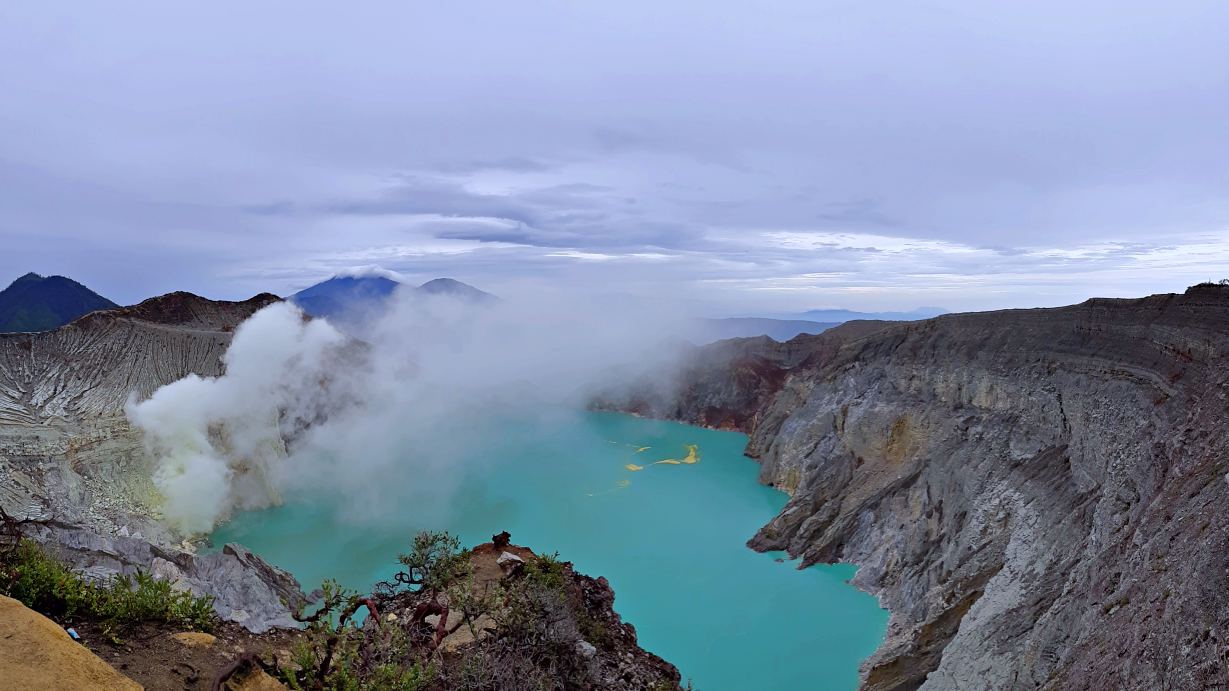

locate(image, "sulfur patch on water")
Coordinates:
211 411 887 691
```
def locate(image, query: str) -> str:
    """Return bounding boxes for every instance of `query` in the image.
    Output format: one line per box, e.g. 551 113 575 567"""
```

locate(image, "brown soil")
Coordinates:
468 541 536 586
73 619 298 690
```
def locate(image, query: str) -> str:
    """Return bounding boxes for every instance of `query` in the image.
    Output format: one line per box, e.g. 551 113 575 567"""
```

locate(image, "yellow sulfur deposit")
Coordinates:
585 479 632 497
588 443 701 496
653 444 699 466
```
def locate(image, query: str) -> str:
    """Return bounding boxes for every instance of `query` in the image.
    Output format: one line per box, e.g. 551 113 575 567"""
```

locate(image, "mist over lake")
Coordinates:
212 410 888 691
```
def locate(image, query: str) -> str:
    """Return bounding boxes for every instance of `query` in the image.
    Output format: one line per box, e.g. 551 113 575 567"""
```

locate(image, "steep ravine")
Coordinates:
602 285 1229 690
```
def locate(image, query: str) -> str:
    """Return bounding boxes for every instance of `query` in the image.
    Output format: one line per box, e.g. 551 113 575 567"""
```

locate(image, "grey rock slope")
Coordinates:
603 285 1229 690
0 291 279 423
0 291 280 535
0 291 304 632
21 522 303 633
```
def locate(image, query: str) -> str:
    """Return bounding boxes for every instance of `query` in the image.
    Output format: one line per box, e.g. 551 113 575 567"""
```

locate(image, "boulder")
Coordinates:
496 550 524 576
24 524 305 633
171 631 217 648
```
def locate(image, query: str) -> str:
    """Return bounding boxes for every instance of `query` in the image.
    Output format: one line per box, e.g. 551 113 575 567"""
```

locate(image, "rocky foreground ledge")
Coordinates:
2 521 682 690
22 521 305 633
602 284 1229 690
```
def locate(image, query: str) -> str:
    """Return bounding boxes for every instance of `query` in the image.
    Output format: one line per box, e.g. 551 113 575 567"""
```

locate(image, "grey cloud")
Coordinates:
428 156 556 174
0 1 1225 311
433 219 697 251
322 176 703 251
329 178 540 226
815 199 898 227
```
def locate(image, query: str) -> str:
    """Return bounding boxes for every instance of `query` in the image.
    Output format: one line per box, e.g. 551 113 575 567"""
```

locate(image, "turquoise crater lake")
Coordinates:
211 411 887 690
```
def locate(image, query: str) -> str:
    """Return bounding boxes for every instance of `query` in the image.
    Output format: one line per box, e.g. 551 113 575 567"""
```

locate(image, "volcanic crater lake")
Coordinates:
212 411 887 690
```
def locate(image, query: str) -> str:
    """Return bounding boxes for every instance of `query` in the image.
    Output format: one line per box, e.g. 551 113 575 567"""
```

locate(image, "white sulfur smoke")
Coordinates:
126 304 350 533
127 286 689 535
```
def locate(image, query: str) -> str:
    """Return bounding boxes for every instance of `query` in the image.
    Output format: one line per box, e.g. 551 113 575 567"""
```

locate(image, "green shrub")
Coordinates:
284 532 634 690
367 660 435 691
392 530 472 595
526 551 567 591
285 577 439 691
0 539 215 636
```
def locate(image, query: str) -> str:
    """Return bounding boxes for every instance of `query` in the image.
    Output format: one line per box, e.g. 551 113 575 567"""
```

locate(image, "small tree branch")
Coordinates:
314 597 379 689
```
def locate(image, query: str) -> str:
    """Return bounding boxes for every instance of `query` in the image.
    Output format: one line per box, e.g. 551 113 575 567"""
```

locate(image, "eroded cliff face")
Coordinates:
0 292 304 632
608 286 1229 690
0 291 280 424
0 291 279 536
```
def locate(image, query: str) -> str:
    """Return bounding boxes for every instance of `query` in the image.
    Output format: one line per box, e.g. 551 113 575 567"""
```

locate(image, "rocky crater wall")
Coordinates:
0 292 301 631
606 285 1229 690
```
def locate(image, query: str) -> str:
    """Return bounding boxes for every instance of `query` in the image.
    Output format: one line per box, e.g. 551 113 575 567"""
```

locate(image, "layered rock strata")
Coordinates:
603 285 1229 690
0 292 301 631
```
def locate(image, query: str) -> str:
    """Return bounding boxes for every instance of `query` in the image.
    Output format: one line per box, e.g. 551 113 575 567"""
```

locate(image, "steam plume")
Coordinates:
127 287 685 534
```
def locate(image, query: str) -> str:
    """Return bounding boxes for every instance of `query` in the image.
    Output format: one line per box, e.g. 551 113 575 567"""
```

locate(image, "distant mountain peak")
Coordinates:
794 306 947 322
289 273 497 327
698 317 839 343
297 274 400 296
0 272 119 333
419 277 468 290
288 275 399 326
416 278 498 302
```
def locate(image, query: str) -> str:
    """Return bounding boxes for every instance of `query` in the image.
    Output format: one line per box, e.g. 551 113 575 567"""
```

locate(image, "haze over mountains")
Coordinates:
785 307 947 322
0 271 502 334
700 309 946 343
289 274 497 320
287 273 499 335
285 273 944 343
697 317 839 342
0 270 946 343
287 274 399 323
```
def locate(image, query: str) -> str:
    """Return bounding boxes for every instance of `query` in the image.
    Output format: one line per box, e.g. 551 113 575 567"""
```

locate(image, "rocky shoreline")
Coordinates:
601 284 1229 689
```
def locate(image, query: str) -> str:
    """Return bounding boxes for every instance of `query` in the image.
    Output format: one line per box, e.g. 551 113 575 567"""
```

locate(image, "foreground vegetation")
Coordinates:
278 531 684 691
0 510 682 690
0 538 216 639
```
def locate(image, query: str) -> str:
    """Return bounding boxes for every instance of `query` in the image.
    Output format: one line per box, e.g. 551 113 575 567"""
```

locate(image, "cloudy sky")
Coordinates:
1 1 1227 314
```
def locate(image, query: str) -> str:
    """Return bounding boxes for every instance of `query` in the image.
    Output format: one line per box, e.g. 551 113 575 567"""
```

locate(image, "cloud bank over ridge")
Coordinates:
1 1 1227 311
